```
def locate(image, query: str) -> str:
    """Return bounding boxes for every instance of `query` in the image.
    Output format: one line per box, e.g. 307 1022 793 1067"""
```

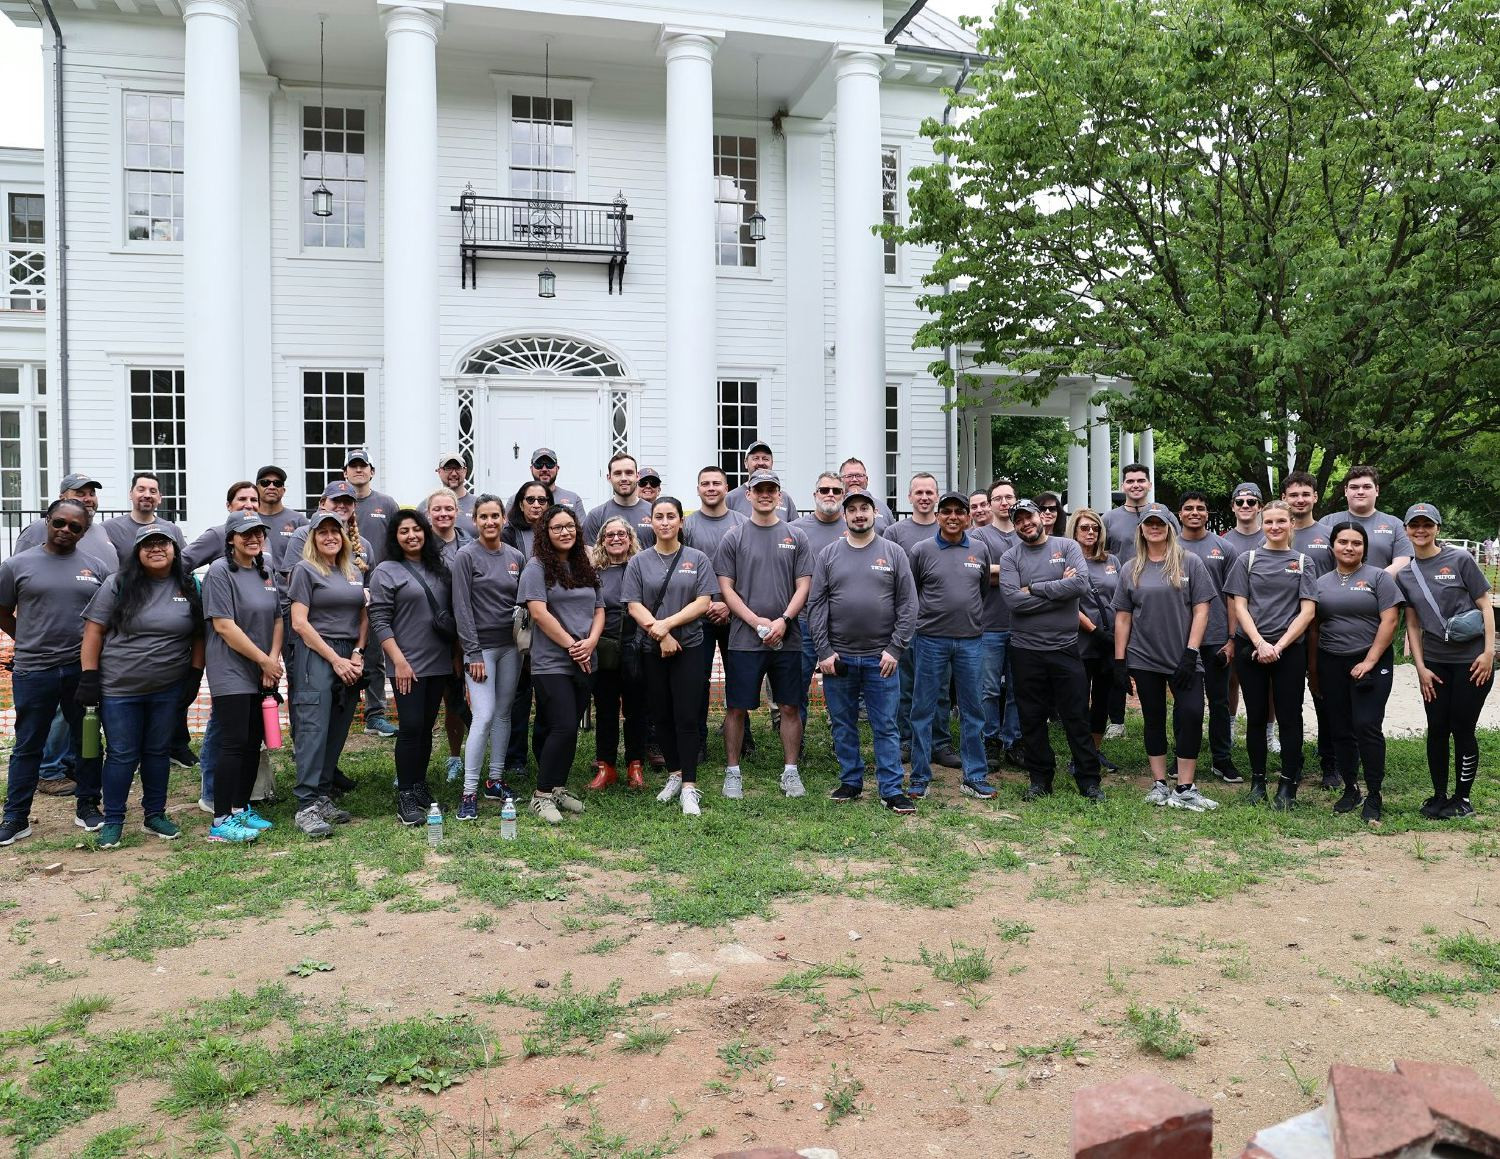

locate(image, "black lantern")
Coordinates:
748 209 766 242
313 16 333 217
538 265 556 298
312 183 334 218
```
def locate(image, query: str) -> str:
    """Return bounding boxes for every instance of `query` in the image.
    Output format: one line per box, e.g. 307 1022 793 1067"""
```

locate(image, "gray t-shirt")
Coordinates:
261 508 310 573
102 514 185 563
202 558 280 695
1179 533 1239 646
1103 505 1148 562
13 518 119 571
623 545 718 650
1222 548 1319 640
368 559 455 678
726 485 799 523
1290 523 1334 578
1395 547 1491 666
716 519 814 651
598 563 628 637
808 535 918 659
907 533 991 639
583 497 655 548
682 509 747 603
1320 509 1413 570
790 514 848 559
1315 565 1402 657
1079 554 1122 656
972 526 1018 632
83 574 197 696
436 529 471 569
286 559 367 641
451 539 525 660
1112 552 1215 674
883 517 939 558
1222 527 1264 555
0 547 110 673
353 489 400 571
551 486 586 518
517 558 604 676
999 536 1091 652
183 522 228 572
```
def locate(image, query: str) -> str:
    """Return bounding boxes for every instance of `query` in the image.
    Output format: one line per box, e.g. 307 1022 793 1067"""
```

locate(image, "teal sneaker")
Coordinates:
142 814 181 840
236 807 273 832
96 823 124 849
208 817 258 843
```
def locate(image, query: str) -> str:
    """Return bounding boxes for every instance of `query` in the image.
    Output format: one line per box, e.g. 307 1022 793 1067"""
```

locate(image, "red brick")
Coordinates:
1325 1064 1434 1159
1072 1071 1213 1159
1394 1058 1500 1157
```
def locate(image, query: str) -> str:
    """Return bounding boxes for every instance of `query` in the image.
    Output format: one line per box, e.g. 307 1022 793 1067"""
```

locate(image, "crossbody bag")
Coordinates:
1405 555 1486 645
399 561 457 645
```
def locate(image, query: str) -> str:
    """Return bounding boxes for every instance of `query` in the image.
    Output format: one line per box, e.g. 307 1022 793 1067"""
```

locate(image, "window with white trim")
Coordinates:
302 370 367 508
882 147 900 277
0 366 43 512
302 105 367 248
717 379 759 488
5 193 45 312
128 368 187 517
885 384 900 511
124 92 185 242
510 96 576 200
714 135 759 268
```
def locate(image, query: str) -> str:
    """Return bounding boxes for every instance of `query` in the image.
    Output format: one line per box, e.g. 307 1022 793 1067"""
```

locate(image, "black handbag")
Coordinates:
400 561 457 645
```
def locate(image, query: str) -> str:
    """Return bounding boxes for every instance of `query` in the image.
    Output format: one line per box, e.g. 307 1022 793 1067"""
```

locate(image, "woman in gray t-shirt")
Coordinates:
586 516 649 792
80 526 204 846
1068 508 1124 764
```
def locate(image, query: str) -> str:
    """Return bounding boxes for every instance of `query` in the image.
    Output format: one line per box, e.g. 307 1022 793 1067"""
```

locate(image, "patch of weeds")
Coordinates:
287 959 335 978
848 983 935 1027
1353 931 1500 1009
551 1105 683 1159
1122 1003 1196 1060
617 1024 672 1055
547 1081 603 1108
995 919 1035 943
1280 1050 1319 1099
919 939 994 986
717 1037 774 1078
462 912 496 933
58 994 114 1032
1409 836 1443 864
159 1037 277 1113
1152 947 1191 967
1007 1036 1087 1065
487 974 705 1059
11 961 85 986
823 1064 868 1128
584 935 631 955
1219 953 1253 980
770 959 863 1011
1104 961 1131 994
77 1123 148 1158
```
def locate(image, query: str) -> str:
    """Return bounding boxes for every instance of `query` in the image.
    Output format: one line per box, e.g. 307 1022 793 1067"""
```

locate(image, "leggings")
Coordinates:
1317 648 1392 791
644 643 706 783
532 672 590 792
1422 661 1494 802
1082 654 1114 734
209 693 265 818
593 661 648 766
463 645 521 795
392 675 447 790
1130 668 1204 761
1234 638 1307 781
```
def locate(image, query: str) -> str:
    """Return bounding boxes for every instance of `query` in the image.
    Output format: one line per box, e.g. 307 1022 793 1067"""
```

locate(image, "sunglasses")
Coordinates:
1233 498 1260 507
50 518 86 534
1038 505 1060 513
533 460 557 469
816 486 845 495
522 496 549 504
257 477 284 488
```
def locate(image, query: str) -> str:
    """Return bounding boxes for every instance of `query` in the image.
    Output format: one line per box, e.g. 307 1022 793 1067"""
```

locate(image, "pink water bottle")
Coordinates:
261 695 283 750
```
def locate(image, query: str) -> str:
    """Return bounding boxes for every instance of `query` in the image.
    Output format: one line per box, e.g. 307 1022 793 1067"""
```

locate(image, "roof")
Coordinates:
891 6 979 55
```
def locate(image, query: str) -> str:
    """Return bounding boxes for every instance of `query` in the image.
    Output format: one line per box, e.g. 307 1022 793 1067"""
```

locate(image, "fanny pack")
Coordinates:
1406 558 1485 644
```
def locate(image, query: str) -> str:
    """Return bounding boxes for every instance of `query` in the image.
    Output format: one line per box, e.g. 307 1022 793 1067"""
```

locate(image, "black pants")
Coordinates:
1422 661 1494 802
533 672 590 792
210 693 264 818
698 619 732 748
593 660 648 766
1131 668 1204 761
646 643 706 783
504 660 546 770
1317 648 1392 791
393 675 447 790
1011 645 1100 788
1234 639 1306 781
1082 654 1113 734
1311 688 1336 773
1199 643 1233 766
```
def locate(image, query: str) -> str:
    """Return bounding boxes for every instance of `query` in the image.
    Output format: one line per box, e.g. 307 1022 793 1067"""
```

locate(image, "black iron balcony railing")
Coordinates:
451 187 631 293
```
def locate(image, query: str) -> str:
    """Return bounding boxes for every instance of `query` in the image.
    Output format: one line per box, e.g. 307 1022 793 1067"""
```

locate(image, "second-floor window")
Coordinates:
5 194 45 312
882 147 900 276
124 92 184 242
714 135 759 268
510 96 575 200
302 105 367 249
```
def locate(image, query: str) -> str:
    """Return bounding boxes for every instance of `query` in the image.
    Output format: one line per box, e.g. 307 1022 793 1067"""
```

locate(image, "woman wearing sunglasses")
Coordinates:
587 517 649 791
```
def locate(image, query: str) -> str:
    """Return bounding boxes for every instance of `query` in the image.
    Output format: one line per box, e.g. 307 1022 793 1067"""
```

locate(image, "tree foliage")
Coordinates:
897 0 1500 499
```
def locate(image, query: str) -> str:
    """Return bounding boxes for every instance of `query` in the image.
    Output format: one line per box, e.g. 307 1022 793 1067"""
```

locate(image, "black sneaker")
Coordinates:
330 769 358 795
1079 783 1106 803
1420 795 1448 819
828 784 862 803
74 802 105 832
1361 795 1383 824
1213 763 1245 785
169 746 200 769
1021 783 1052 802
1438 798 1476 820
881 794 917 815
1333 787 1363 814
1319 771 1343 791
1001 745 1025 768
411 782 434 809
933 749 963 770
0 817 32 846
482 778 507 801
396 790 427 826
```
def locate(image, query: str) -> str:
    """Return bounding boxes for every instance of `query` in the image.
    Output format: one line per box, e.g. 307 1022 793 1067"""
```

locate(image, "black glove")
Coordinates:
1171 648 1198 691
75 670 102 707
1112 658 1129 684
180 666 205 708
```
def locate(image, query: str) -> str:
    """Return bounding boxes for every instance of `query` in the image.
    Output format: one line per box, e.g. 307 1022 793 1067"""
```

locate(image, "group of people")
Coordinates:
0 446 1492 846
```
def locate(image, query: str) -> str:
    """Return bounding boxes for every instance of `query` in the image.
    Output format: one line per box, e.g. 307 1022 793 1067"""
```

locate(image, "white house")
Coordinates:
0 0 990 539
0 145 49 521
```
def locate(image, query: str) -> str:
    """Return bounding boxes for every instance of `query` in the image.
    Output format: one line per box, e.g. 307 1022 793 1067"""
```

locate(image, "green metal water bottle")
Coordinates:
81 707 102 759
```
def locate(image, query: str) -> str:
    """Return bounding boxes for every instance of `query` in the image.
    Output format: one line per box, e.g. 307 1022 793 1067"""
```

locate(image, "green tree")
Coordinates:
898 0 1500 502
988 415 1073 501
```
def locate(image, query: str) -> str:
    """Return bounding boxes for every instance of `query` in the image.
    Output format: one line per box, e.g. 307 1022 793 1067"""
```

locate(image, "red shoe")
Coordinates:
625 760 647 791
588 761 618 790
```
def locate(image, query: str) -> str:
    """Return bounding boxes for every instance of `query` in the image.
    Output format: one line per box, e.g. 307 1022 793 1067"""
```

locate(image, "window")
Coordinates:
714 135 759 268
510 96 575 200
0 409 20 513
124 92 185 242
7 194 43 243
302 370 366 508
885 385 900 511
128 368 187 516
302 105 367 249
717 379 759 488
882 147 900 276
6 194 46 311
460 336 624 377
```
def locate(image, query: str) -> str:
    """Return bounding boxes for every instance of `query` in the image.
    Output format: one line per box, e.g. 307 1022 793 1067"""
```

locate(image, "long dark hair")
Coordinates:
384 508 449 578
109 537 203 636
533 504 597 591
224 530 270 580
507 480 552 531
1326 520 1368 563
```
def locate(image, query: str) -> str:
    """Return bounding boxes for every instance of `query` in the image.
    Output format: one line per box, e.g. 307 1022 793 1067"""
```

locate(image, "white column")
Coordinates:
1118 429 1135 487
1067 389 1089 513
660 28 721 490
1139 428 1156 499
1088 401 1111 511
183 0 245 530
975 408 993 494
833 48 888 477
782 118 830 488
381 2 444 505
241 76 275 470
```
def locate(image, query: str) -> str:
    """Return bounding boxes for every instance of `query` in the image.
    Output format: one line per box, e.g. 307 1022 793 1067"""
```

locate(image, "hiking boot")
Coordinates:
960 780 998 800
456 794 479 822
1166 785 1218 812
74 802 105 832
37 777 76 796
722 769 744 799
1213 762 1245 785
1078 783 1106 803
315 796 351 824
365 717 398 738
1319 770 1343 792
1361 795 1383 825
625 761 647 791
0 817 33 846
588 761 618 791
1271 778 1299 812
236 806 274 831
207 817 258 843
1144 780 1172 806
294 804 333 838
409 782 434 809
680 784 702 817
1420 795 1448 819
1103 722 1126 741
529 794 562 825
933 749 963 770
657 774 683 803
1247 776 1268 806
780 768 806 798
828 783 862 803
1333 786 1363 814
881 794 917 815
396 791 427 827
551 787 585 815
143 814 180 839
1438 798 1476 820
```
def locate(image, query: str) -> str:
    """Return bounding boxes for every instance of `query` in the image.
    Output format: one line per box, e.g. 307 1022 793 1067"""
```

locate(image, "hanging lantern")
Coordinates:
314 17 334 218
312 182 334 218
748 209 766 242
538 265 556 298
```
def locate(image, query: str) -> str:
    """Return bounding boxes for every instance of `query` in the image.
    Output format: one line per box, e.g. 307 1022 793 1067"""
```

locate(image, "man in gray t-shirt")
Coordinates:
1103 464 1153 561
790 474 850 718
1319 467 1413 575
342 448 399 734
102 472 186 563
1179 492 1242 779
725 441 799 522
683 466 750 754
528 447 587 518
13 472 120 571
583 454 655 547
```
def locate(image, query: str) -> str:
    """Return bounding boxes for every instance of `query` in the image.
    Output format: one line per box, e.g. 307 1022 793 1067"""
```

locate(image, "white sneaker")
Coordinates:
1266 725 1281 754
1166 785 1219 812
1144 780 1172 806
780 767 806 798
197 797 214 814
1104 722 1126 741
657 774 683 803
681 783 702 816
722 768 743 799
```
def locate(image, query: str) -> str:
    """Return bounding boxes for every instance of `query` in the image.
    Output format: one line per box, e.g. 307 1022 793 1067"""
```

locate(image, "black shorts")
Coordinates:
724 648 805 711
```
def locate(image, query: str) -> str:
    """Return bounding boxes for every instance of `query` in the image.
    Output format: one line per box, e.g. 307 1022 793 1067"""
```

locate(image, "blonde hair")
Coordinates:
302 518 359 581
589 516 641 569
423 486 460 512
1067 508 1110 563
1129 517 1187 589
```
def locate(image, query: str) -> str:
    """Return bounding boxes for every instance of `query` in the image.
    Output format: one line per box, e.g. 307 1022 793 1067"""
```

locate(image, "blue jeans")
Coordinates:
4 664 102 823
197 710 221 803
898 646 953 751
798 616 819 725
822 654 903 799
908 635 987 792
982 631 1021 746
100 685 179 826
40 708 75 781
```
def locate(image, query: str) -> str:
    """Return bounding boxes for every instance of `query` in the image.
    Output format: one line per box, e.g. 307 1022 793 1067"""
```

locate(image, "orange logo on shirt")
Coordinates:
78 568 94 578
681 561 696 572
875 558 887 567
1438 567 1453 575
1286 560 1302 573
1050 549 1063 560
1352 580 1371 591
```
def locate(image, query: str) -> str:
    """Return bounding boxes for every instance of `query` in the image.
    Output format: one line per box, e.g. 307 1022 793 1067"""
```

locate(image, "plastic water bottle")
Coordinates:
261 696 283 750
426 802 443 848
756 623 783 652
81 708 102 759
500 797 518 842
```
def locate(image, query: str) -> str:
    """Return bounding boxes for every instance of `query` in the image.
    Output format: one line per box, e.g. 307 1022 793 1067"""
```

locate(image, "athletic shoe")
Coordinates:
315 797 351 825
196 797 214 815
396 791 427 827
169 746 199 769
680 784 702 817
960 780 997 800
207 817 258 843
722 769 744 799
1319 771 1343 792
906 781 929 799
1144 781 1173 806
1097 752 1121 773
552 787 585 815
330 769 358 795
1103 722 1126 741
1266 725 1280 754
294 804 333 838
445 756 463 783
780 768 806 798
657 774 683 803
143 814 180 840
529 794 562 825
365 717 398 738
1333 787 1363 814
1079 783 1106 802
1021 783 1051 802
828 784 862 803
933 749 963 770
74 803 105 832
1420 795 1448 819
37 777 76 796
1213 763 1245 785
1438 798 1476 820
1166 785 1218 812
881 794 917 815
237 807 274 831
1361 795 1383 824
95 823 123 849
0 817 33 846
456 794 478 821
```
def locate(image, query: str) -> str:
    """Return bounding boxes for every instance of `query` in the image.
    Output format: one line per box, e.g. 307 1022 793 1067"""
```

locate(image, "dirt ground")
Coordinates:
7 804 1500 1159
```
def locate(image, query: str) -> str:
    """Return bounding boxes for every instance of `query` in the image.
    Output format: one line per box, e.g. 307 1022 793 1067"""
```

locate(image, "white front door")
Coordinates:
482 387 604 510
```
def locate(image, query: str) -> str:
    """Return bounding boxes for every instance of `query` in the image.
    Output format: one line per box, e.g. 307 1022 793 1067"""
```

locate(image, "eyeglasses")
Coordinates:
49 518 86 533
522 496 548 505
1233 498 1260 507
257 477 284 488
602 530 630 539
549 524 577 534
816 486 844 495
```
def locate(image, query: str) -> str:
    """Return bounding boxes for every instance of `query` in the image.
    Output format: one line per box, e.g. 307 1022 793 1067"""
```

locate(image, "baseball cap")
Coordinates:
437 451 465 469
344 448 373 468
133 523 176 546
638 466 662 484
1403 502 1442 526
225 511 269 536
937 490 969 509
1011 499 1042 518
60 472 102 492
321 481 357 501
254 465 287 484
1139 502 1179 528
746 468 781 489
308 510 347 532
530 447 558 466
1232 481 1263 501
746 440 773 457
841 488 876 509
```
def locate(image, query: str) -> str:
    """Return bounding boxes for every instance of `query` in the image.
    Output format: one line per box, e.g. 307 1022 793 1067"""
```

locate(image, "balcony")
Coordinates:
451 188 631 293
3 246 45 312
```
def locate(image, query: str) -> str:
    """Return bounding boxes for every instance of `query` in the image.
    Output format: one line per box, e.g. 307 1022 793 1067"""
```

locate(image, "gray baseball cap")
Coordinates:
1403 502 1442 526
308 510 347 532
842 488 875 510
1139 502 1180 530
225 511 269 536
1232 481 1263 502
60 472 102 493
746 468 781 489
133 523 176 546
